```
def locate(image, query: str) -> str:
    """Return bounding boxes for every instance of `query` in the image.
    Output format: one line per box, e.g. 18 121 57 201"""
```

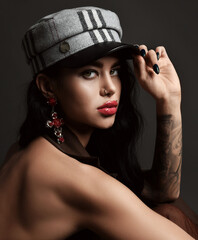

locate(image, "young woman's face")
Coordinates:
54 55 122 132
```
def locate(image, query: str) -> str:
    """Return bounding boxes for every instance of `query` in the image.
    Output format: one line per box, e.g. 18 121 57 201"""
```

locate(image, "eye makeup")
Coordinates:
81 66 121 80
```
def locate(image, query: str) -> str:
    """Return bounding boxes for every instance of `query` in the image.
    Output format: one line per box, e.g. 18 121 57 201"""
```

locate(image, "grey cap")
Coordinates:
22 6 139 76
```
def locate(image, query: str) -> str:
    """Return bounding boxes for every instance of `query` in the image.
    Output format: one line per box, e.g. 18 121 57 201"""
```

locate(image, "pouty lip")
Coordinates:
97 100 118 109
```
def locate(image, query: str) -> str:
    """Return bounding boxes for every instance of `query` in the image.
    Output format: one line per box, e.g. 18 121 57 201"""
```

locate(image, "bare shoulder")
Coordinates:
21 136 132 235
20 137 193 240
23 136 120 199
22 136 87 187
22 136 114 208
22 136 137 214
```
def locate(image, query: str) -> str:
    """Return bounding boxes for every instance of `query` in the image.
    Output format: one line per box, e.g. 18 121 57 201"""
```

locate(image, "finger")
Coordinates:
145 49 158 66
156 52 160 61
145 49 160 74
139 45 148 58
133 54 148 81
135 45 160 76
155 46 169 59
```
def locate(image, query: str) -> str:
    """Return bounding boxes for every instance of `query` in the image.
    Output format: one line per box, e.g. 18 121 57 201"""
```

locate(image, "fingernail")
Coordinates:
156 52 160 61
153 64 160 74
140 49 146 57
133 44 140 55
134 44 140 49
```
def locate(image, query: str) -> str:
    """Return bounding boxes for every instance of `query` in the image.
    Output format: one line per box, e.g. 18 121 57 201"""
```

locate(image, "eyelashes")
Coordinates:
81 67 121 79
82 69 97 79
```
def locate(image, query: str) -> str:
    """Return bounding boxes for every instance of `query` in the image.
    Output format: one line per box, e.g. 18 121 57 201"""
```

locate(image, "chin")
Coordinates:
95 118 116 129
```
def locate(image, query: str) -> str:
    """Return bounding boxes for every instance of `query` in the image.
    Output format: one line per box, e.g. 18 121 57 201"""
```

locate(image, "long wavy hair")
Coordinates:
18 56 145 198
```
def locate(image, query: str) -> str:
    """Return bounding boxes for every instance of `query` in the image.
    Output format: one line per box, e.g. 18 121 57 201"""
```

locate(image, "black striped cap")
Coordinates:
22 6 139 76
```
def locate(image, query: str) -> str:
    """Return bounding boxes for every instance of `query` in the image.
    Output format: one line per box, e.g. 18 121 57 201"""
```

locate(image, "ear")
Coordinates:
36 73 55 98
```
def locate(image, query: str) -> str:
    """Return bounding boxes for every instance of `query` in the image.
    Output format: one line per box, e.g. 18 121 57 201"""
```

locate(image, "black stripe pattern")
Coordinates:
107 29 115 41
98 29 107 41
96 9 106 28
89 31 98 44
77 9 117 45
77 11 88 31
22 7 122 76
87 10 97 28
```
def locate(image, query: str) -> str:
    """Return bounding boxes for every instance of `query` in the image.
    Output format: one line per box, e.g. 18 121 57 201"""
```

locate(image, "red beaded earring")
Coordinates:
46 97 64 144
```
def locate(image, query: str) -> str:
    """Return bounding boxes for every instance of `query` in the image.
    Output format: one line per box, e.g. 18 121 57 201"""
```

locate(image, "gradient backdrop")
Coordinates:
0 0 197 213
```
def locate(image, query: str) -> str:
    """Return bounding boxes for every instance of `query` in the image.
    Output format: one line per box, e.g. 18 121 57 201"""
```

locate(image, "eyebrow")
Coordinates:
86 59 121 68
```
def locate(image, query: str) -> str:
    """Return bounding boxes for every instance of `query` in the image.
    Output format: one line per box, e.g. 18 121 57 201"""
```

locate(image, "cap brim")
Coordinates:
59 42 139 68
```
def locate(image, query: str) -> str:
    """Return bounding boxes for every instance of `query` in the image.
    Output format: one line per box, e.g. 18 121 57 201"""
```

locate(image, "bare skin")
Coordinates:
0 51 196 239
133 46 183 202
36 56 122 148
141 106 182 202
0 137 194 240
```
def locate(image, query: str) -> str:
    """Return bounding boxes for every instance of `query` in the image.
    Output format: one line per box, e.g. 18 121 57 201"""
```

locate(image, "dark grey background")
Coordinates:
0 0 197 213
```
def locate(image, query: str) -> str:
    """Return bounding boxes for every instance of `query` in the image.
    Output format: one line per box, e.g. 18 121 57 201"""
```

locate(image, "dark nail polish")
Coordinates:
156 52 160 61
133 44 140 55
153 64 160 74
140 49 146 57
134 44 140 49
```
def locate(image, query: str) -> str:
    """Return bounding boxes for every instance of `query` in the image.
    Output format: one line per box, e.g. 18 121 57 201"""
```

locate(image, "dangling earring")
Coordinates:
46 97 65 144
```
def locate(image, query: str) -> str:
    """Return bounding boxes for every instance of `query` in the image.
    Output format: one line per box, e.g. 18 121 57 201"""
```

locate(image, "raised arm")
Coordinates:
133 45 182 202
142 99 182 202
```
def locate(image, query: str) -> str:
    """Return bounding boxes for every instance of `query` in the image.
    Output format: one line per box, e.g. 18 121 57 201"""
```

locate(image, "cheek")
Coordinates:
59 81 97 115
116 79 122 98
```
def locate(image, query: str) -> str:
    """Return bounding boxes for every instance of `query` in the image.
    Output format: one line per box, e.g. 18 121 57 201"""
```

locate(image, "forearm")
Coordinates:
150 98 182 201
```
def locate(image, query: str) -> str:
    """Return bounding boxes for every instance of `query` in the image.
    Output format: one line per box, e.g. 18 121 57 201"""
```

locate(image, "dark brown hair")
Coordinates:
18 56 145 198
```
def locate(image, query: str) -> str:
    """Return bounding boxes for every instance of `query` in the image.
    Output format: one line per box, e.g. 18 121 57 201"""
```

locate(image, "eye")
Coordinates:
82 69 97 79
110 67 121 77
110 68 119 76
81 67 121 79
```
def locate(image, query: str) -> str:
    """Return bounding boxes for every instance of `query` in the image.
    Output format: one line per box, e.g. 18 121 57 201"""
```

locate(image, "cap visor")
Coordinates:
59 42 139 68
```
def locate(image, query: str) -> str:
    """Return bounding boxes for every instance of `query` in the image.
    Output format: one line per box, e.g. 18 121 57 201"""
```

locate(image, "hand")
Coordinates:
133 45 181 104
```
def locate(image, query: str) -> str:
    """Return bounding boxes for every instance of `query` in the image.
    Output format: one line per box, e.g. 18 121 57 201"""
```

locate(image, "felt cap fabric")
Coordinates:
22 6 139 76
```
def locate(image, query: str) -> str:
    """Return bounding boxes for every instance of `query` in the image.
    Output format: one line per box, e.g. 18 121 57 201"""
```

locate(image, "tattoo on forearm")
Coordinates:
152 114 182 198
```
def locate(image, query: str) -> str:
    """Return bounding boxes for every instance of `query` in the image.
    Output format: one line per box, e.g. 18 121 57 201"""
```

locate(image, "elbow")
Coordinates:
170 191 180 202
156 189 180 203
167 187 181 202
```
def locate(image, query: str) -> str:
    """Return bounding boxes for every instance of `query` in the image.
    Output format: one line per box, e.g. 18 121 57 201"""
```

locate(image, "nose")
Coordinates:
99 72 117 97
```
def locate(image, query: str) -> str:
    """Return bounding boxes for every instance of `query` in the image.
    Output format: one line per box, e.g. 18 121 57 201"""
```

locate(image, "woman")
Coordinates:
0 6 197 240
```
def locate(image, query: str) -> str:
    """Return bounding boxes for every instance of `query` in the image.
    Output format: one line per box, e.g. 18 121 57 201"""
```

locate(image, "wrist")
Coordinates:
156 97 181 116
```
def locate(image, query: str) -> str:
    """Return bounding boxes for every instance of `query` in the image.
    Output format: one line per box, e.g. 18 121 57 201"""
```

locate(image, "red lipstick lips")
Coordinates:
97 100 118 116
97 100 118 109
